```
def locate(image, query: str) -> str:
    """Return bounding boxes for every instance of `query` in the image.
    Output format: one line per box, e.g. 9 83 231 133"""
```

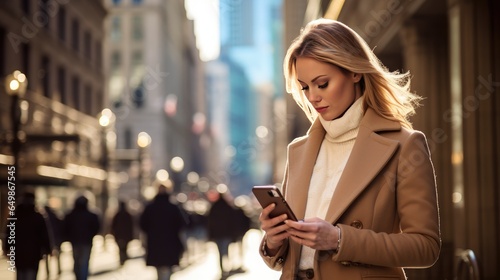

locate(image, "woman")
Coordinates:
258 18 440 279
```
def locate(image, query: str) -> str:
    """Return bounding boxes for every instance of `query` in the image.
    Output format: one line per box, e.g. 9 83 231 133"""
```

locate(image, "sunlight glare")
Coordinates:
185 0 220 61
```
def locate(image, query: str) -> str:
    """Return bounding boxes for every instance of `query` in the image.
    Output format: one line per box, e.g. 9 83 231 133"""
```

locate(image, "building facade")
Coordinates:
103 0 207 201
0 0 109 222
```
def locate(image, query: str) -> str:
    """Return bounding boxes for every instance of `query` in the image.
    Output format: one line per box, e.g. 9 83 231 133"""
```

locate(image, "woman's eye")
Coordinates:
318 82 328 89
301 85 309 91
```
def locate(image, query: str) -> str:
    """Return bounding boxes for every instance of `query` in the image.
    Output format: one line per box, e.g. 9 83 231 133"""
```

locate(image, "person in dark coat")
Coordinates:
3 191 51 280
63 195 100 280
111 200 134 265
44 205 64 276
230 203 251 272
207 192 236 278
139 185 187 280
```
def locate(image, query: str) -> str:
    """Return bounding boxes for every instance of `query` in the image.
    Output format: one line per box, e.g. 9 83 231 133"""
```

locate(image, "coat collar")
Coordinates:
286 108 402 223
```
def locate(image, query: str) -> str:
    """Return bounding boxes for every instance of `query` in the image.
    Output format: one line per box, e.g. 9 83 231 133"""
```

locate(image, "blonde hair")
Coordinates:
284 18 421 128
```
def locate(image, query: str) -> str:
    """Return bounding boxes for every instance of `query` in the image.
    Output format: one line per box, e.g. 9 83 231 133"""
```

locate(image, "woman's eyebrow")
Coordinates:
297 75 327 84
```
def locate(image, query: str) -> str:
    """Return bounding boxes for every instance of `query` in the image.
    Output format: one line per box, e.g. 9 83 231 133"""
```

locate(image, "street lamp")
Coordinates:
137 132 151 200
98 108 115 215
5 70 28 196
137 132 151 149
170 156 184 191
98 108 115 128
5 71 28 96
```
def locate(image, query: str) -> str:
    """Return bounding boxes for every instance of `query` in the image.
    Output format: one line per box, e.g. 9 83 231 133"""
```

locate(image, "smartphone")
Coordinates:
252 185 298 221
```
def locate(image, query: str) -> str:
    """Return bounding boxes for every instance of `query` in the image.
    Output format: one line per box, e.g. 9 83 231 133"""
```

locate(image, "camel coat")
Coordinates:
260 108 441 279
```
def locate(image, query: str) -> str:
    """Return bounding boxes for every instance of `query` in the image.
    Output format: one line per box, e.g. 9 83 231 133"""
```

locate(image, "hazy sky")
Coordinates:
185 0 220 61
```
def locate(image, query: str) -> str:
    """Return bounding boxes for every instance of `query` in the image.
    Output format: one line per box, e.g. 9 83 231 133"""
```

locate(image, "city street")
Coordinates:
0 229 281 280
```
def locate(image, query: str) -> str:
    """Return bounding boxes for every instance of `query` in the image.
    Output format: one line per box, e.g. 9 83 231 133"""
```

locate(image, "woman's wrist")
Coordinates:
263 237 281 257
335 225 342 252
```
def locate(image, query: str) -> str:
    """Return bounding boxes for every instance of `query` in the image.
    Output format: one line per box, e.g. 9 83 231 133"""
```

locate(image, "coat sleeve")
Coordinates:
39 214 52 255
259 159 291 270
139 207 149 232
259 234 290 270
93 213 101 236
333 131 441 267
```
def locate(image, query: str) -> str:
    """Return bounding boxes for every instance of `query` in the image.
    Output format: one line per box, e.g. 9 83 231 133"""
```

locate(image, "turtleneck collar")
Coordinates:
319 96 364 143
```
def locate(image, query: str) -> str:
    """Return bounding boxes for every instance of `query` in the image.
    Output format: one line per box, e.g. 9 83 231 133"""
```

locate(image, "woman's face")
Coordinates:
296 57 361 121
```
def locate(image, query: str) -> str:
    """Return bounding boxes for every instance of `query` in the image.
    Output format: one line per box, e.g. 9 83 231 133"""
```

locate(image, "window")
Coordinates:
96 90 103 112
111 51 121 74
58 67 66 104
84 84 92 115
21 44 33 90
21 0 30 15
41 55 50 98
40 0 50 29
72 76 80 110
112 0 122 4
132 16 143 41
95 41 102 71
111 16 121 42
131 51 145 108
58 7 66 41
132 0 143 5
125 127 132 149
131 51 142 66
84 31 92 61
0 28 6 77
130 50 144 89
21 44 30 78
109 50 123 103
71 19 79 51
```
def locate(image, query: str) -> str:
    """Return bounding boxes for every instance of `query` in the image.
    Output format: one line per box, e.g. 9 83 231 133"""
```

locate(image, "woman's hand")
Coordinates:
259 203 292 255
285 217 338 251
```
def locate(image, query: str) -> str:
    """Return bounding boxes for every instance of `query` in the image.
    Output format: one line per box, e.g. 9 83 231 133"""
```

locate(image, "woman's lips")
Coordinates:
315 106 328 113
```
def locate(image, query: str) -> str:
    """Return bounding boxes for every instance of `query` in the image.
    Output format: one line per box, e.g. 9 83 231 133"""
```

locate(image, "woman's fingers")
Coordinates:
285 218 337 250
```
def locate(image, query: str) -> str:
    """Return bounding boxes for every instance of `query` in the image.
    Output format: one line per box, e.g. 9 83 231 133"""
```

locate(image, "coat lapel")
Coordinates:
286 119 325 220
285 119 325 273
324 109 401 223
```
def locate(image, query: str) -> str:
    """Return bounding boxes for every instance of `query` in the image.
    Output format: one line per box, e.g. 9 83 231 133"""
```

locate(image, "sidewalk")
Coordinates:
0 229 281 280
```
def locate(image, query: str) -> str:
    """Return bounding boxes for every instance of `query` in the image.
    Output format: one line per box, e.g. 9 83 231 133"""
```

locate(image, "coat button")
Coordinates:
350 220 363 229
305 269 314 279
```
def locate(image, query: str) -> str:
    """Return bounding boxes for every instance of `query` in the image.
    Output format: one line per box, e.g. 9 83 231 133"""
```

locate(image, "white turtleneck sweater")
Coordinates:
299 96 364 269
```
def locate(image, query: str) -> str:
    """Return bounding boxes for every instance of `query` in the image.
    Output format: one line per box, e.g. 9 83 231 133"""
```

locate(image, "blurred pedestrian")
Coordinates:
207 191 235 279
44 204 64 276
63 195 101 280
111 200 134 266
3 191 51 280
231 203 251 272
140 185 187 280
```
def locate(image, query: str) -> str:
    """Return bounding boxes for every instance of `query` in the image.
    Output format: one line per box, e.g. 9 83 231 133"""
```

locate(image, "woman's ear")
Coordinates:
352 73 362 83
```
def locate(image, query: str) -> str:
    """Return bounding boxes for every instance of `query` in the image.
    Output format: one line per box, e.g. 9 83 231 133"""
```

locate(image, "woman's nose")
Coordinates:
307 90 321 103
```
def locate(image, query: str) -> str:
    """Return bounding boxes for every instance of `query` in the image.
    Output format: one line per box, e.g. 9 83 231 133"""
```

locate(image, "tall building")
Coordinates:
285 0 500 278
204 60 231 185
0 1 108 217
103 0 206 201
212 0 283 195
